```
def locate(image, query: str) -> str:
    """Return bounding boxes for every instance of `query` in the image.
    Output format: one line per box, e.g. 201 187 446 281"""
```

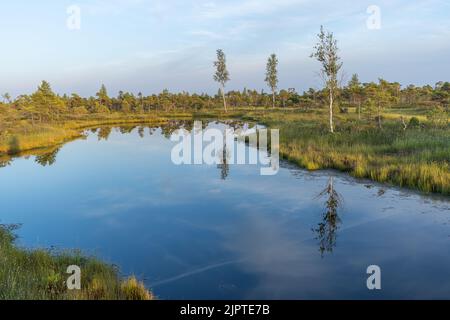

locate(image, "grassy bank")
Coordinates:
0 225 153 300
0 113 185 156
247 109 450 195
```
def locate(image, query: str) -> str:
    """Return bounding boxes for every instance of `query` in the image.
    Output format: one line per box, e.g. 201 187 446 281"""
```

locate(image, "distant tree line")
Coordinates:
0 78 448 124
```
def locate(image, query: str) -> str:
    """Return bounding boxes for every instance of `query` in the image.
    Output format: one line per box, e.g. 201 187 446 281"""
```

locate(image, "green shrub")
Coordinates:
408 117 420 128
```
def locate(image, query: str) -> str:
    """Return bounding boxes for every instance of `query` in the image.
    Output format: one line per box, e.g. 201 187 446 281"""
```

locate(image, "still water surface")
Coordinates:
1 121 449 299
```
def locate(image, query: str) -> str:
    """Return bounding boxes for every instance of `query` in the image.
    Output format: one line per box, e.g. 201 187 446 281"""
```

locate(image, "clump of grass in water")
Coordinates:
0 225 153 300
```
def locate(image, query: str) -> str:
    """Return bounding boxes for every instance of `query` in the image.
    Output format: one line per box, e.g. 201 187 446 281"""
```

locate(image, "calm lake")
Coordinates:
1 121 449 299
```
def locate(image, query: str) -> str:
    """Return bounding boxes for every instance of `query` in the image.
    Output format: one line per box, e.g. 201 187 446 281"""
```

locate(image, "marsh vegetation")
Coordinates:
0 225 152 300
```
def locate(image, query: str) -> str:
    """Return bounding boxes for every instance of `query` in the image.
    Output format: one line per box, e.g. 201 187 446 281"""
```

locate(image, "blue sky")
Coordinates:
0 0 449 97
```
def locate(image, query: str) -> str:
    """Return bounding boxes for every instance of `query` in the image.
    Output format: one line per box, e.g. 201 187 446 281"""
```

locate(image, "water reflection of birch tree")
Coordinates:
217 133 230 180
314 177 342 256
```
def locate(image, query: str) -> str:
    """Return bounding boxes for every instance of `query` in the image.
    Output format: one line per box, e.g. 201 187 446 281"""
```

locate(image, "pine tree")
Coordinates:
96 84 111 110
348 74 362 120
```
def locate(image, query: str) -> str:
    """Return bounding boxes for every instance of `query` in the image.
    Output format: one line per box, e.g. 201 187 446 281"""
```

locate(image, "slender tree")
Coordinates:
311 26 343 133
138 92 144 111
96 84 111 109
374 79 397 129
121 99 131 113
363 82 377 121
348 74 362 120
213 49 230 112
265 53 279 108
2 93 11 103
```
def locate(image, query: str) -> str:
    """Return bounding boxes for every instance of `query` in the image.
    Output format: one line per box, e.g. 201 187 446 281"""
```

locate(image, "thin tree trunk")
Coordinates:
401 116 407 131
329 88 334 133
358 100 361 121
221 85 227 113
377 105 382 129
272 92 275 109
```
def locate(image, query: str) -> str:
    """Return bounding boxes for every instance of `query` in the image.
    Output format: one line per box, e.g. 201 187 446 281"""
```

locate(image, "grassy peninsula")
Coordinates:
0 224 153 300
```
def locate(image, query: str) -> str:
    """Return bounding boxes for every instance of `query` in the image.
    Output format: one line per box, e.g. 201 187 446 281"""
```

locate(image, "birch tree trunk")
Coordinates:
272 92 275 109
378 104 382 129
329 88 334 133
358 100 361 121
221 85 227 113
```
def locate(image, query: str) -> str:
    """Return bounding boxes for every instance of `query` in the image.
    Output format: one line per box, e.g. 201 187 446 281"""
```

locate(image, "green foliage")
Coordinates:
73 106 89 115
427 105 448 128
265 53 279 108
310 25 342 89
213 49 230 87
120 99 131 113
409 116 420 128
213 49 230 112
96 84 111 109
93 102 110 114
29 81 67 122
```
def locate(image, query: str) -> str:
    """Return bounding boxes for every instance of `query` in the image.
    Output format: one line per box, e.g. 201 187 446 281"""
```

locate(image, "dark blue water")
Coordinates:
1 122 449 299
